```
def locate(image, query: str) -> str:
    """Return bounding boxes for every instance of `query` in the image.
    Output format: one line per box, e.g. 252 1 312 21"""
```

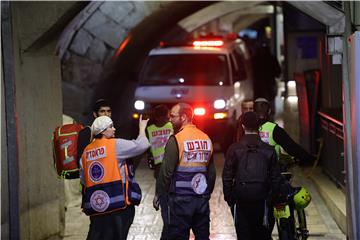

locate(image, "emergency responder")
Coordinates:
223 111 282 240
79 115 150 240
254 97 315 238
146 105 173 179
153 103 216 240
253 98 315 163
252 42 281 113
146 105 173 240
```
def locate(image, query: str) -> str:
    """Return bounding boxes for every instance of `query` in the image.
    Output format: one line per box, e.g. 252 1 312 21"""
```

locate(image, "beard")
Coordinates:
172 122 182 133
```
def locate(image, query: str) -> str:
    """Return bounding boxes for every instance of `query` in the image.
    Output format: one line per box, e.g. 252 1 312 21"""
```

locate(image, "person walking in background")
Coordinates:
252 42 281 113
235 100 254 142
146 104 173 179
223 111 282 240
80 115 150 240
154 103 216 240
253 97 315 237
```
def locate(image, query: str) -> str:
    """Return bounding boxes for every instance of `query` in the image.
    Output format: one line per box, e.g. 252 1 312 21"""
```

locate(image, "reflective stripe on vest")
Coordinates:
259 121 280 158
81 138 142 216
124 161 142 205
172 125 213 196
84 194 124 209
147 122 173 165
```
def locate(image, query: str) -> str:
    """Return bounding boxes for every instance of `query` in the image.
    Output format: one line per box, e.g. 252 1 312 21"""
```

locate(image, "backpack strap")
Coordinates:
77 126 92 163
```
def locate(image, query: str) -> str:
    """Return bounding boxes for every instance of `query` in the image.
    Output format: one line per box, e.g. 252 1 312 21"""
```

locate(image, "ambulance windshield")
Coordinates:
139 54 230 86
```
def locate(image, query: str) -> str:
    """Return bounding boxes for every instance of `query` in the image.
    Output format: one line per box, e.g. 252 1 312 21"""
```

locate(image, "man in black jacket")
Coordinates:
223 111 282 240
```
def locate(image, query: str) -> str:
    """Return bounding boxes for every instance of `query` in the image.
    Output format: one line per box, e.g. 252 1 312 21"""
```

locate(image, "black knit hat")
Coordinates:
93 99 111 112
241 111 259 130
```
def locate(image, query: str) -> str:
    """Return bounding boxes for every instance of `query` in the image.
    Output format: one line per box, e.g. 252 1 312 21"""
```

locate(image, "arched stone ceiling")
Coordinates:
57 1 166 63
56 1 344 137
178 1 265 32
57 1 344 63
57 1 215 135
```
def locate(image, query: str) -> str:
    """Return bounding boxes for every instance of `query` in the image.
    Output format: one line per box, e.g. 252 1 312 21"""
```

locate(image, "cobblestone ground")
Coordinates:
62 153 345 240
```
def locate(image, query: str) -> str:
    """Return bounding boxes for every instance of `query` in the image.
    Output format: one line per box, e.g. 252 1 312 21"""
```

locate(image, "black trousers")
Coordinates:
154 163 162 179
234 201 271 240
165 195 210 240
86 206 135 240
160 194 169 240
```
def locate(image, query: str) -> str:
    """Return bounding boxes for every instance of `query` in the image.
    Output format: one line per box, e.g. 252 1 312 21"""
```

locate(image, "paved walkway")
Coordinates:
61 153 345 240
57 85 347 240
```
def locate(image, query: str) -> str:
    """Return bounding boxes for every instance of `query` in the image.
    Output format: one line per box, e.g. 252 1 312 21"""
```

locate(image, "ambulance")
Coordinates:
133 37 253 150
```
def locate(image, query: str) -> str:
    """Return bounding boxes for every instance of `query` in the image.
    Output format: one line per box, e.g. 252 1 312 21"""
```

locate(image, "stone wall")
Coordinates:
1 58 9 239
2 2 71 239
59 2 165 124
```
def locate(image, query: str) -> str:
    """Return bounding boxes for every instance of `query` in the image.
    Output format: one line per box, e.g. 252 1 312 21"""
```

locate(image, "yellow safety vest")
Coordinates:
259 121 281 158
147 122 173 165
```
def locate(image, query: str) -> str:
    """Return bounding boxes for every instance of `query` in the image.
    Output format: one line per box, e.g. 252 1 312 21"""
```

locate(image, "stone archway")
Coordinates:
57 2 214 132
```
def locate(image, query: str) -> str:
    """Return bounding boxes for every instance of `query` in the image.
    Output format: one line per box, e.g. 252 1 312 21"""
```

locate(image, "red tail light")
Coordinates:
194 107 206 116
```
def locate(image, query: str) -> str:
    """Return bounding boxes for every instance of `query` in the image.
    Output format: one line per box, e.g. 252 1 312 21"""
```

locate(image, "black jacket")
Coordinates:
222 134 282 205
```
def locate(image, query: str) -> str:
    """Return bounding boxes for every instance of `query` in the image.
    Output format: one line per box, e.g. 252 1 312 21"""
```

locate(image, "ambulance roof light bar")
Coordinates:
193 40 224 47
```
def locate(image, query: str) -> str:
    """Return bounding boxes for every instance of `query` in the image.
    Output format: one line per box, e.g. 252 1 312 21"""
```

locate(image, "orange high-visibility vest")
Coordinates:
172 124 213 196
81 138 141 216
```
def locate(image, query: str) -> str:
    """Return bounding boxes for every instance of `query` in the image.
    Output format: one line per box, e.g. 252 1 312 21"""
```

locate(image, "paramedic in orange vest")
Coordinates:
154 103 216 240
80 115 150 240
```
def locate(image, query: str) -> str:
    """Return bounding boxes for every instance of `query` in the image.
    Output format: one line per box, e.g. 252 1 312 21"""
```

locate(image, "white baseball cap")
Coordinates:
92 116 113 136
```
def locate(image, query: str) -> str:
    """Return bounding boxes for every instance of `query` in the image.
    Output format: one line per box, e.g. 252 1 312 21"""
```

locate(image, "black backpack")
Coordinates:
234 143 271 202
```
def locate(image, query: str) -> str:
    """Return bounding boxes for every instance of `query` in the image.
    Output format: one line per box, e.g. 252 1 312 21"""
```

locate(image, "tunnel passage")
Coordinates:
97 2 221 138
58 1 281 138
58 1 216 138
1 1 351 239
58 1 344 139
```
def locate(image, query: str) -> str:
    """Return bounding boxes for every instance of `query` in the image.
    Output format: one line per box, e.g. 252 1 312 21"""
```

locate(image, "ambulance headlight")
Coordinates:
134 100 145 110
214 99 226 109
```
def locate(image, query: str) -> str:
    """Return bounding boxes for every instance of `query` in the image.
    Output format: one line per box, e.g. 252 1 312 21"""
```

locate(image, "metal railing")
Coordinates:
318 110 345 189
